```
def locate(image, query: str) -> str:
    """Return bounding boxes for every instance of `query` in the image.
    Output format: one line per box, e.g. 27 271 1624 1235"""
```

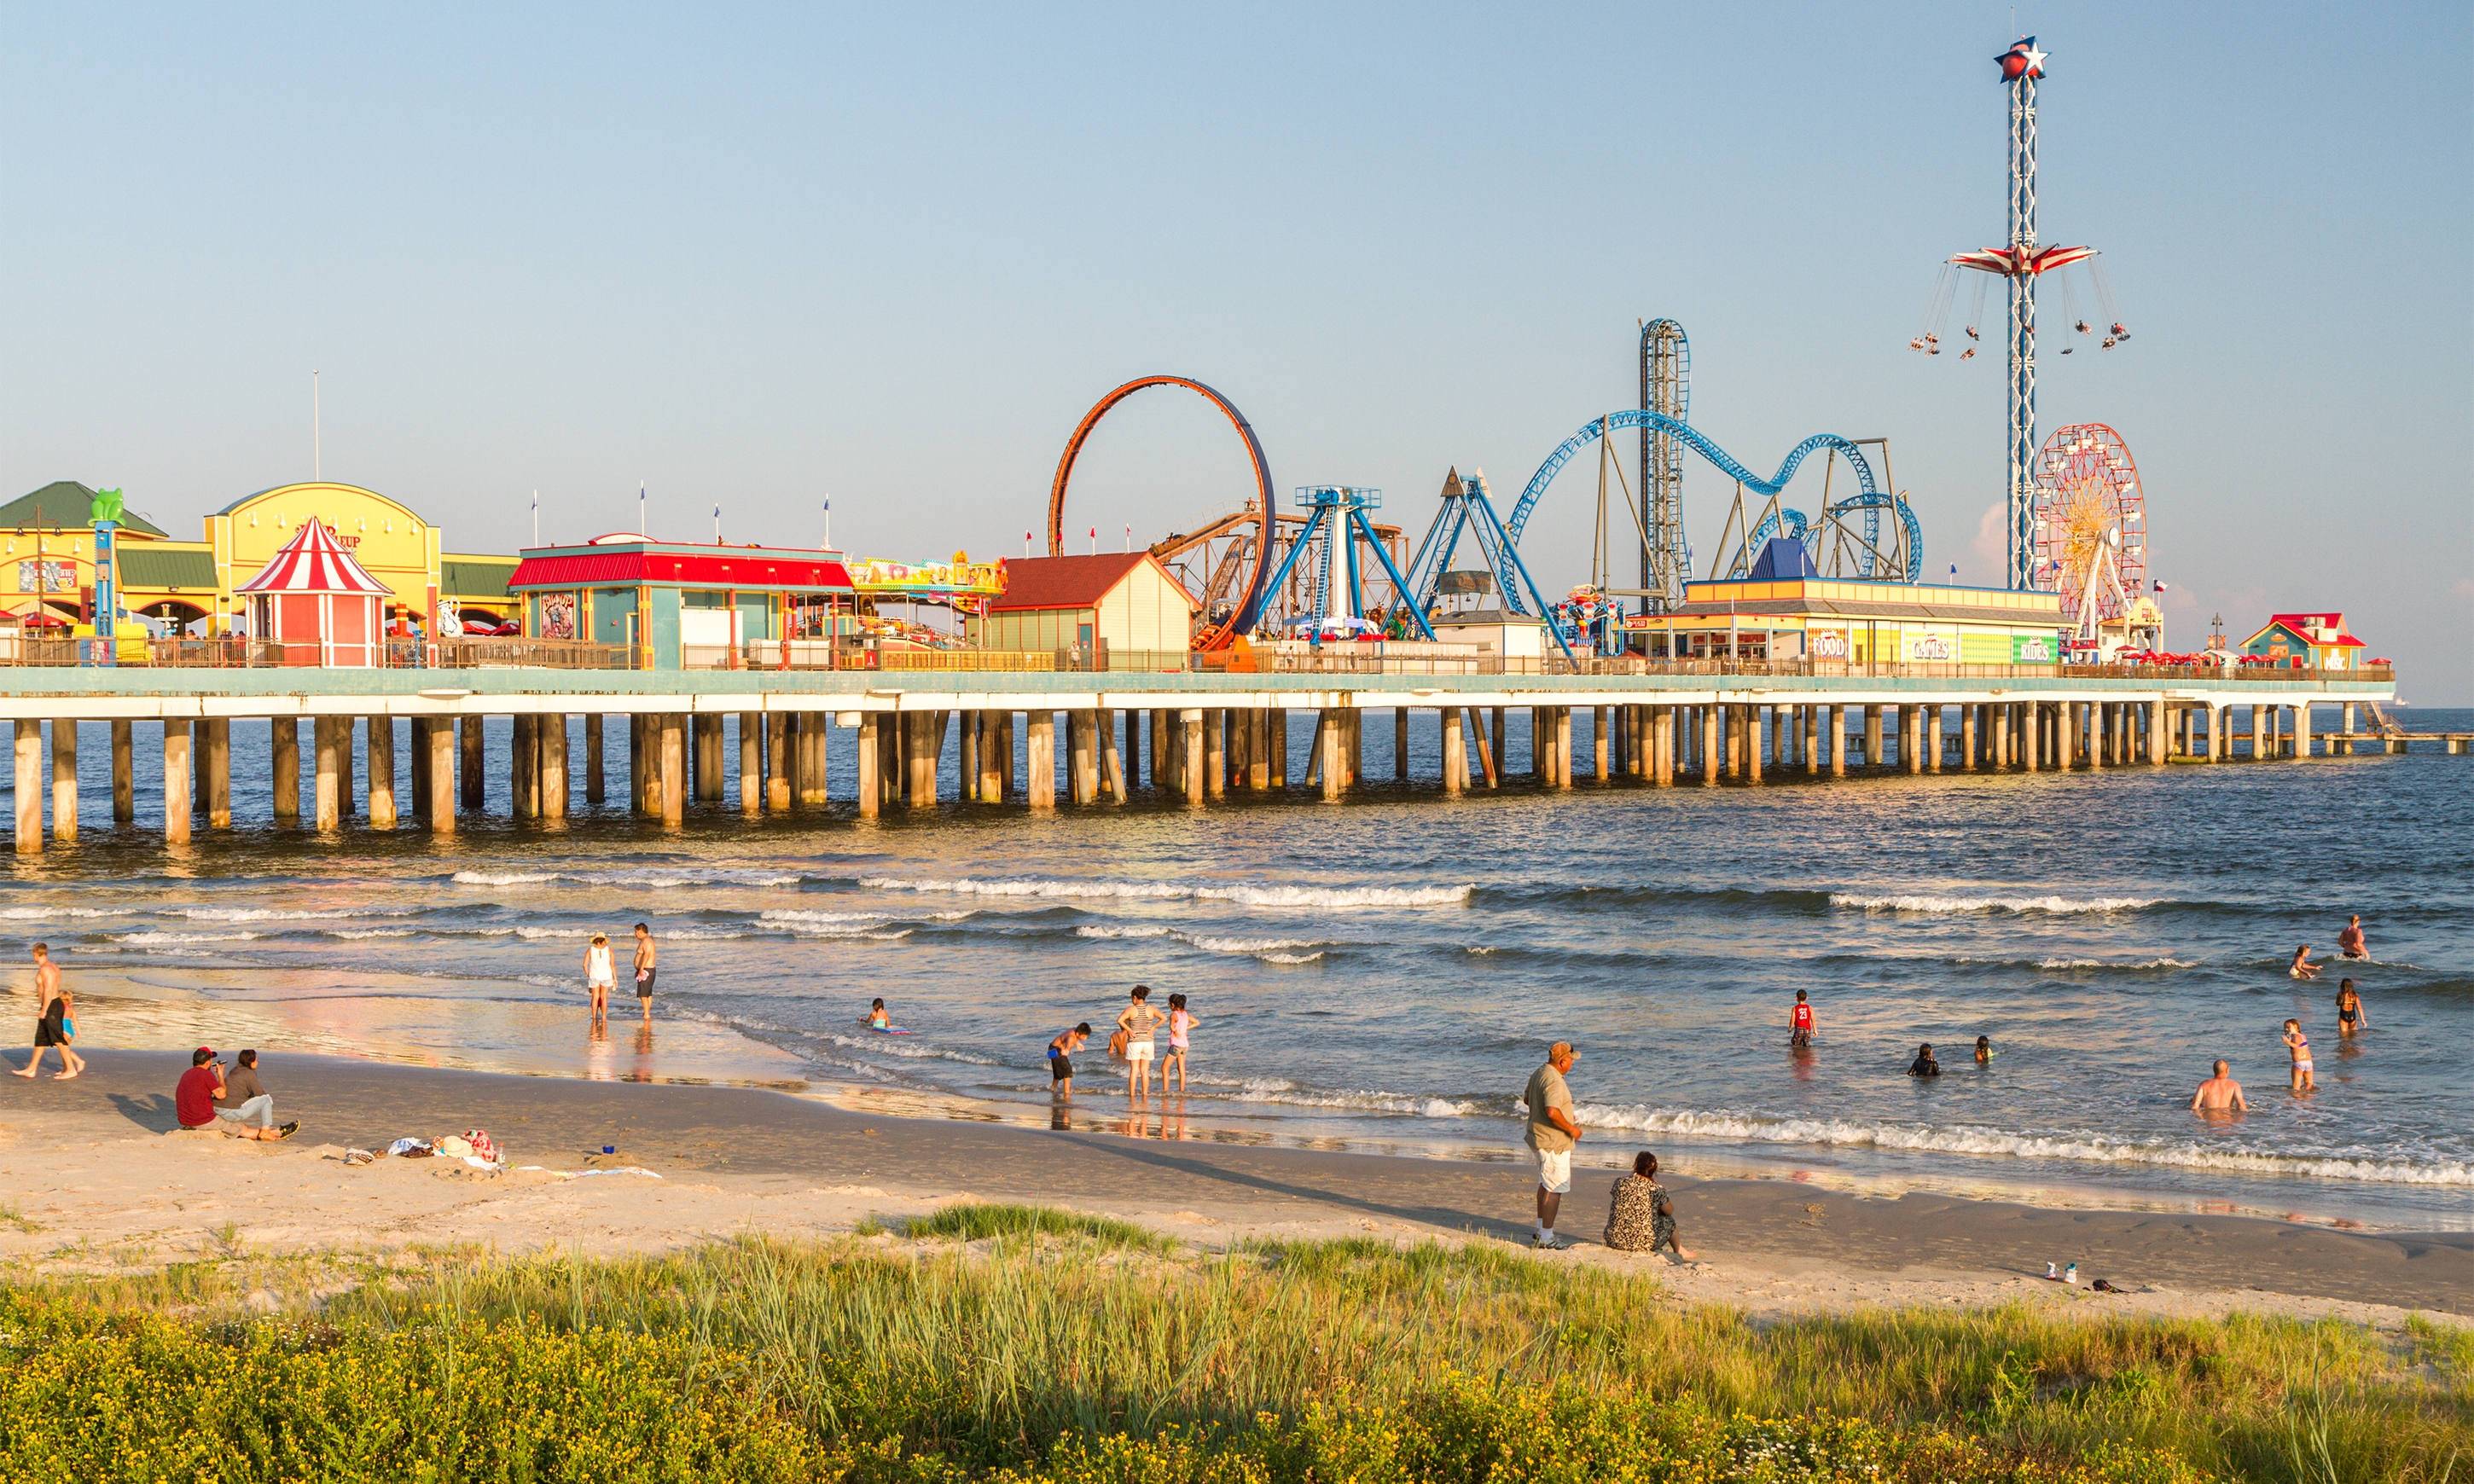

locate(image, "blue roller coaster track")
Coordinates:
1500 411 1923 613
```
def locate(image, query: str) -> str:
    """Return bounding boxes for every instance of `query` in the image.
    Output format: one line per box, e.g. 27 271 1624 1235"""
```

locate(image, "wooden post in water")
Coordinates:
14 722 41 853
1028 711 1058 809
1204 709 1227 798
585 715 605 804
510 714 537 820
461 718 485 809
337 716 355 818
1101 708 1126 803
660 715 686 827
1745 707 1763 785
162 721 191 845
427 719 456 834
314 717 341 830
2291 702 2312 761
410 720 432 822
1268 709 1287 789
735 713 759 812
367 718 396 830
49 721 75 840
542 716 567 821
112 720 133 823
856 714 880 817
1441 707 1465 793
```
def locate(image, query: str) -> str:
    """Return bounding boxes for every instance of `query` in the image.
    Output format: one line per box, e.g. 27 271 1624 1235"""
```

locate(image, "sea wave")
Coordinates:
0 905 136 919
864 875 1470 909
1567 1101 2474 1185
1073 924 1331 959
1229 1078 1478 1118
454 867 804 890
1830 892 2161 915
114 930 262 945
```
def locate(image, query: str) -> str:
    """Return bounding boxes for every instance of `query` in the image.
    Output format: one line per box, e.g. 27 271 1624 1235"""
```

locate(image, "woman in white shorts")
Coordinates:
1116 984 1165 1099
582 933 616 1025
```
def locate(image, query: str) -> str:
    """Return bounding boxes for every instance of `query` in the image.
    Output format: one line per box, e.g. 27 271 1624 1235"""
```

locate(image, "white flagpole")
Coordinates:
532 490 539 548
639 482 647 537
714 504 722 543
312 370 321 479
822 495 832 550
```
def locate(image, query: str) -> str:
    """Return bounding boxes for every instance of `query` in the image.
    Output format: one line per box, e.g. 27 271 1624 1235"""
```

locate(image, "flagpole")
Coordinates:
532 490 539 548
312 370 321 480
822 496 832 550
638 482 646 537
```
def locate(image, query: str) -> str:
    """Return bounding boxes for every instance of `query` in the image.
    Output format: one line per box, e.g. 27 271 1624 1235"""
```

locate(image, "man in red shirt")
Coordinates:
175 1048 282 1141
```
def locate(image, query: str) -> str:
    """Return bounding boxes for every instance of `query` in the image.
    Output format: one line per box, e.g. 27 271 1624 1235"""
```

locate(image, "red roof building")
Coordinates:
2240 612 2368 670
504 535 857 670
235 516 393 666
972 553 1198 655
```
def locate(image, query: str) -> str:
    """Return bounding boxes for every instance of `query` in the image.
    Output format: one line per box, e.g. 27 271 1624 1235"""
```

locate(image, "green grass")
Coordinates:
0 1201 38 1234
907 1200 1180 1253
0 1210 2465 1481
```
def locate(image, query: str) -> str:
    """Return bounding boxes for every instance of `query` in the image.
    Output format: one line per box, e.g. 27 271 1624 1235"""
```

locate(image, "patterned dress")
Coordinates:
1603 1174 1675 1253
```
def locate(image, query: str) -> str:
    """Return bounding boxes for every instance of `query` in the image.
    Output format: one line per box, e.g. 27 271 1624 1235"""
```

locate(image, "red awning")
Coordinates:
508 550 855 592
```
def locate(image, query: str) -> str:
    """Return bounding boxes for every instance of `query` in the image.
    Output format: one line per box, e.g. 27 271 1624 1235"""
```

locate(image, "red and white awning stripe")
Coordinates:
234 516 394 595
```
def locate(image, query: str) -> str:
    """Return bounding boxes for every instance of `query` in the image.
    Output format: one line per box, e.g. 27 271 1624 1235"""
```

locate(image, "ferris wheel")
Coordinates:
2030 423 2145 639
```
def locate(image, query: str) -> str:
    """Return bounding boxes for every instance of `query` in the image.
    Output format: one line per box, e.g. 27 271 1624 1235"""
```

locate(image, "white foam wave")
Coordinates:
1076 925 1176 939
1075 924 1330 960
454 867 802 890
1231 1080 1479 1117
176 907 411 924
2036 956 2197 971
1567 1102 2474 1185
329 928 417 940
864 875 1471 910
0 906 135 919
1832 892 2160 915
115 930 261 945
816 1032 1001 1066
1260 951 1326 965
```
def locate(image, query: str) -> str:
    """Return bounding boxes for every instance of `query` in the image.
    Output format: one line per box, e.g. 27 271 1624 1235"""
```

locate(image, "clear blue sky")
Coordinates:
5 3 2466 699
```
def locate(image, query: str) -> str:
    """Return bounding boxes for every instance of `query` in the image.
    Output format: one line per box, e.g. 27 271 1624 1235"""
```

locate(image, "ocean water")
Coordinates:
4 704 2466 1232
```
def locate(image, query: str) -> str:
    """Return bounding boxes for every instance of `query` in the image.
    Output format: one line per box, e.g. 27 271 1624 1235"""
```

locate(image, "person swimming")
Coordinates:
1974 1035 1995 1063
1907 1043 1942 1078
2289 945 2321 981
2337 916 2367 960
866 998 891 1029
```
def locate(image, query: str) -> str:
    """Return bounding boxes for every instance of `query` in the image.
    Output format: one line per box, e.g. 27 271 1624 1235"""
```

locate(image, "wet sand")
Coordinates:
5 1051 2466 1322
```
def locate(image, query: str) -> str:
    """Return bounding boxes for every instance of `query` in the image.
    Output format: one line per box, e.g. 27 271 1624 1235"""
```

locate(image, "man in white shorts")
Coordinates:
1523 1041 1583 1249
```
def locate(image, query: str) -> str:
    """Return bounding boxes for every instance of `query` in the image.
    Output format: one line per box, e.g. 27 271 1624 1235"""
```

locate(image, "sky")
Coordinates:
3 3 2467 699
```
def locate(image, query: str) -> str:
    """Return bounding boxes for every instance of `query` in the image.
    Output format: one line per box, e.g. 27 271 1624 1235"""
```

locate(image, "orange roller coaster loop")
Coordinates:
1046 375 1275 651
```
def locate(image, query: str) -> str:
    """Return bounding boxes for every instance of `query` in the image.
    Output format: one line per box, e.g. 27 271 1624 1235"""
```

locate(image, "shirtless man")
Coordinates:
631 923 658 1023
13 944 68 1079
2336 915 2367 960
2189 1059 2249 1112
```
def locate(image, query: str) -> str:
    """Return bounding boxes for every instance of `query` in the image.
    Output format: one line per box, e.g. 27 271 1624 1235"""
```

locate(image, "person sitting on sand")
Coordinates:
174 1048 287 1142
1906 1043 1941 1077
212 1048 298 1140
2190 1059 2248 1112
1048 1023 1090 1096
2337 916 2367 960
1974 1035 1994 1064
2283 1018 2315 1092
1789 989 1815 1049
2336 980 2367 1040
2289 945 2320 981
1603 1151 1696 1261
867 998 891 1030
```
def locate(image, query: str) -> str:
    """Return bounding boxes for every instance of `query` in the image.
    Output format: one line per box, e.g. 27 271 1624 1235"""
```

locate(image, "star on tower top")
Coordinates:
1996 38 2047 83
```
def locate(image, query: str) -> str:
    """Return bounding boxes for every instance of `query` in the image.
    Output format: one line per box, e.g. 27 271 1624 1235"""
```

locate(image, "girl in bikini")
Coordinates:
1163 994 1200 1093
2282 1018 2314 1092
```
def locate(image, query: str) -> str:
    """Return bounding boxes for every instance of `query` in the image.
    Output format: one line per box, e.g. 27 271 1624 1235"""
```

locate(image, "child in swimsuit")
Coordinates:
1907 1043 1941 1078
2282 1018 2314 1091
1789 989 1815 1049
1164 994 1199 1093
1974 1035 1994 1063
2289 945 2320 981
2336 980 2366 1040
1048 1023 1090 1095
867 998 891 1030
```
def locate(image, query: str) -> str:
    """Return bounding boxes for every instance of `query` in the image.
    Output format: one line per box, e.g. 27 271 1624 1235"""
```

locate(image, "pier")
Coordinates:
0 664 2412 849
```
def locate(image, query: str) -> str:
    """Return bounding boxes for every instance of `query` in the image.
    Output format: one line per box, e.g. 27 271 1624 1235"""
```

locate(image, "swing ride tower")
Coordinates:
1963 38 2094 592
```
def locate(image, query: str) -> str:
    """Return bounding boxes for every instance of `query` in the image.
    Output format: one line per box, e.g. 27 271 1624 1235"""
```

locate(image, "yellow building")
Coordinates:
1624 577 2066 667
0 479 519 635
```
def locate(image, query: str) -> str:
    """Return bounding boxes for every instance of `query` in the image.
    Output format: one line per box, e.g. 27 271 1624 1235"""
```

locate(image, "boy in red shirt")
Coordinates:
1790 990 1815 1049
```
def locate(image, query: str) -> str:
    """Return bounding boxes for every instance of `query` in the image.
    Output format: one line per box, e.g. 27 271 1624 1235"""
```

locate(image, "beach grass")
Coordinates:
0 1208 2464 1481
905 1199 1178 1253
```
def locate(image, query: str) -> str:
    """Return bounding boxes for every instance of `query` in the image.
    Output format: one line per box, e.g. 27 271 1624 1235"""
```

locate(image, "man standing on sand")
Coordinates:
13 944 70 1080
1523 1042 1582 1249
631 923 658 1024
2189 1059 2249 1113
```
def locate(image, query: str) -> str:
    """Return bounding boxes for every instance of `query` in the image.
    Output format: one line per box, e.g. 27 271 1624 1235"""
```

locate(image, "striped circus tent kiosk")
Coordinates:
235 515 392 666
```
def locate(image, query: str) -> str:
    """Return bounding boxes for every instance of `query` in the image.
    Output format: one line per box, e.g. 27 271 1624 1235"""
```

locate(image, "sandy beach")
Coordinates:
4 1049 2465 1326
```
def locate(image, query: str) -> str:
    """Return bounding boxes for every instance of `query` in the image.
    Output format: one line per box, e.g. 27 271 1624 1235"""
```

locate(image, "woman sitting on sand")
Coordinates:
1603 1151 1695 1261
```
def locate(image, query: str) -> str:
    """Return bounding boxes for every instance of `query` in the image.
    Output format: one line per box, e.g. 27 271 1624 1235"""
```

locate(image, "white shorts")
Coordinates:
1532 1145 1571 1194
1126 1040 1153 1063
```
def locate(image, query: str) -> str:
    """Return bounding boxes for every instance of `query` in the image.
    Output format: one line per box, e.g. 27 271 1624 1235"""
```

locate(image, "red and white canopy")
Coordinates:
235 516 392 595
